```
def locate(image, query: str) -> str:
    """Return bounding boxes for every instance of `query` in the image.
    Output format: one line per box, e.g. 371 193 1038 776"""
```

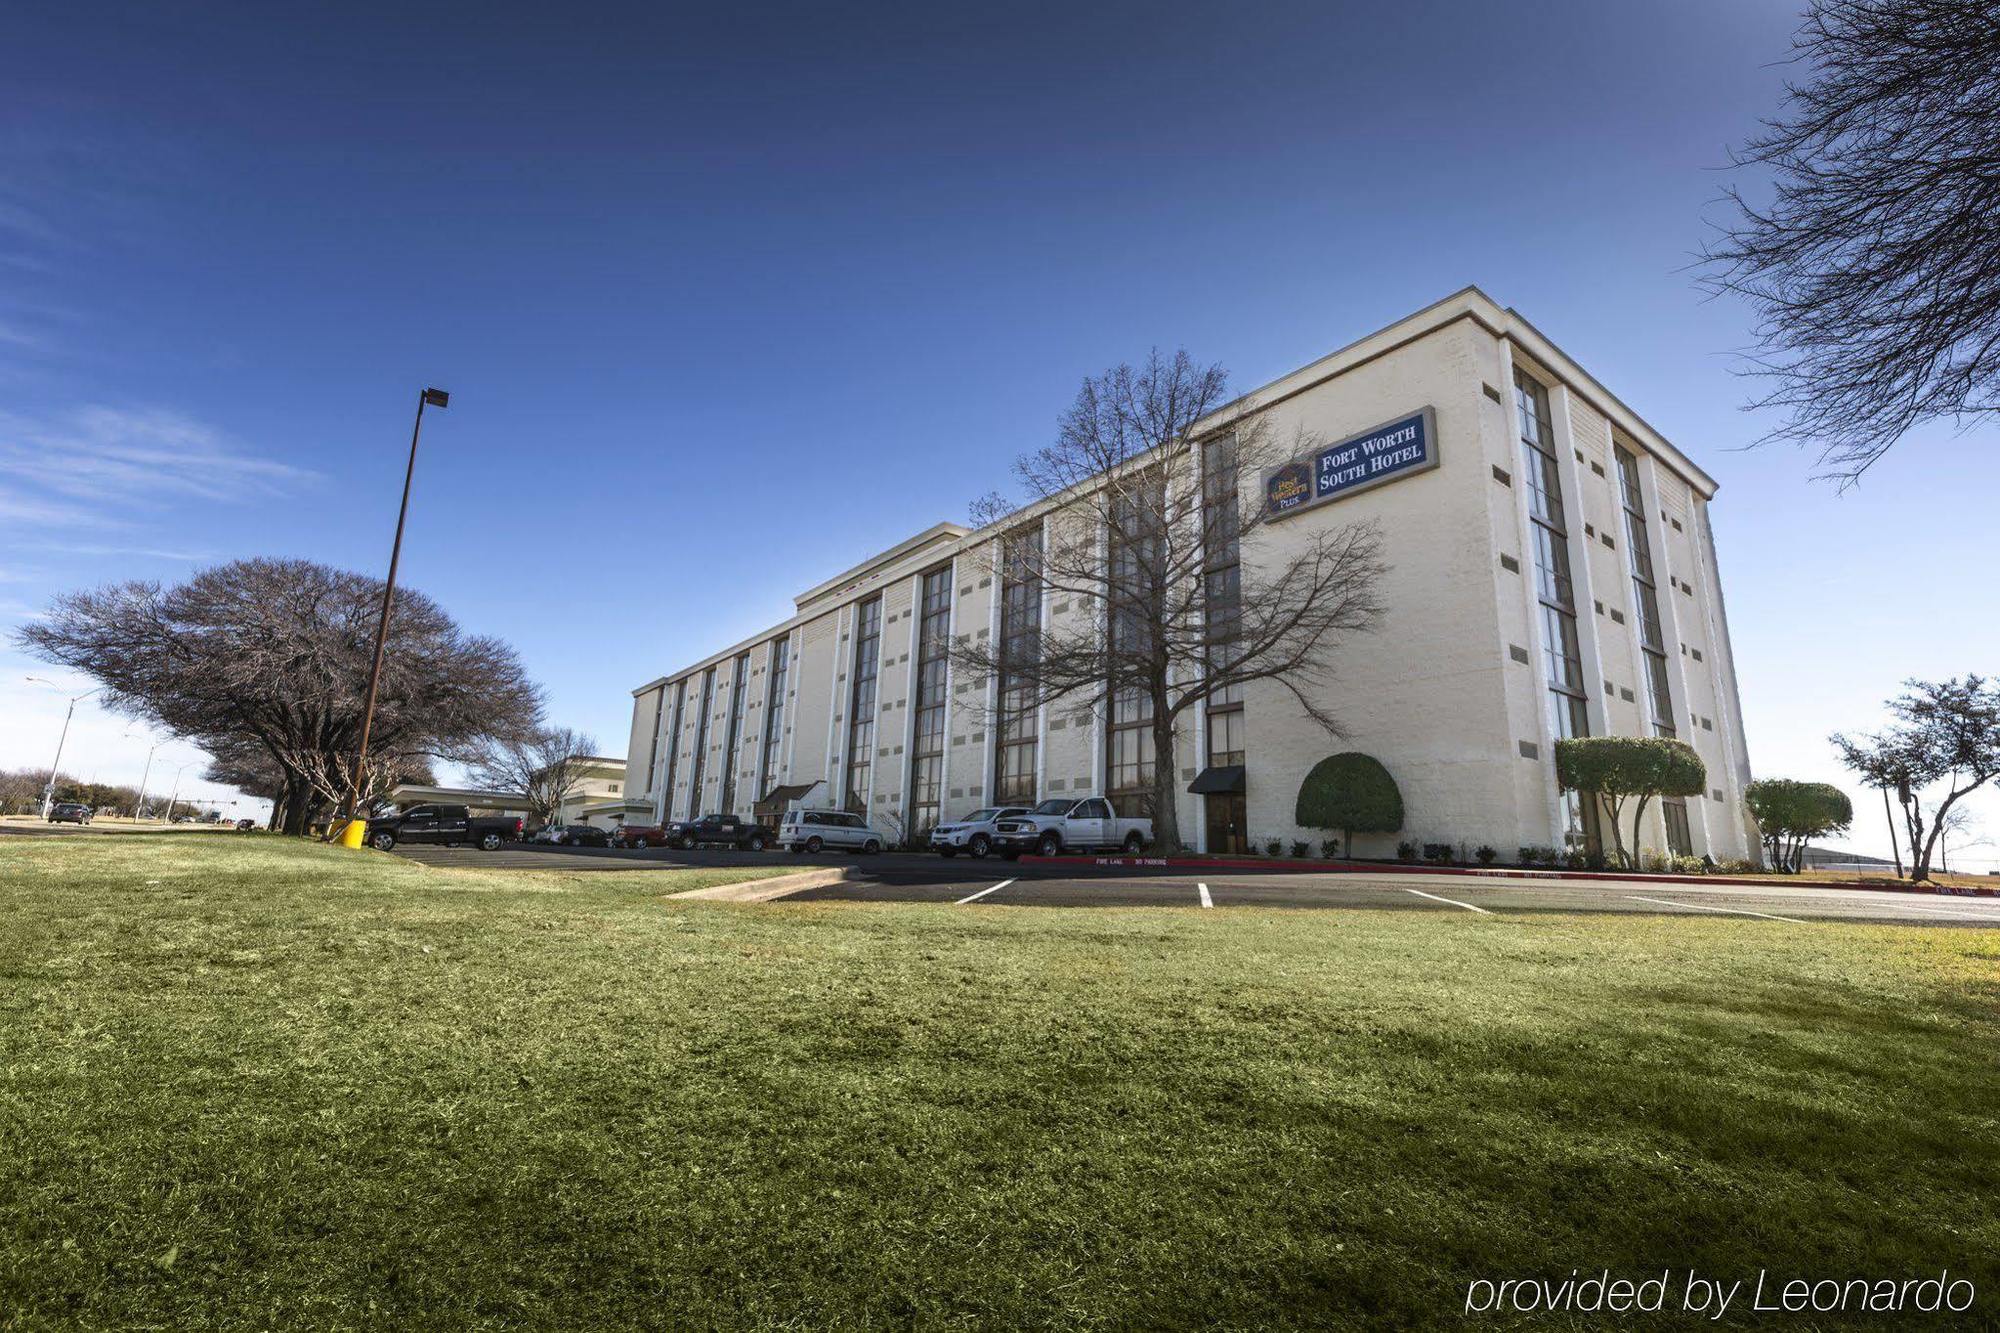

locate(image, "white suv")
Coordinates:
928 807 1031 859
780 808 888 855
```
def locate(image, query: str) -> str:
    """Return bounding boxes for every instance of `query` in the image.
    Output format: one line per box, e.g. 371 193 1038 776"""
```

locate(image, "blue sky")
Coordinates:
2 1 1994 863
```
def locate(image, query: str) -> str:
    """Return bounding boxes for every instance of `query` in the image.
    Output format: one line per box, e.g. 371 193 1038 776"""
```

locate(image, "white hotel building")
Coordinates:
622 288 1756 860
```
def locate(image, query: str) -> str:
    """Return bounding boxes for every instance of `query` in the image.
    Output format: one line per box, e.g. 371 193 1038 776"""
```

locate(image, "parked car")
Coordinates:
672 813 774 851
556 823 613 848
526 824 566 844
46 802 92 825
235 818 256 830
780 808 887 855
366 804 526 852
928 806 1031 859
995 797 1151 860
615 823 670 849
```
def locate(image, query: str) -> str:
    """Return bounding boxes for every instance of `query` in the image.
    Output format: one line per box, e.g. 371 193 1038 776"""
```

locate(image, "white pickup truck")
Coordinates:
994 797 1152 860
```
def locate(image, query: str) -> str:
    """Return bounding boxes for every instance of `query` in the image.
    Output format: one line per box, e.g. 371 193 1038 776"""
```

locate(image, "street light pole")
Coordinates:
126 728 162 820
340 387 449 830
163 758 196 824
26 678 101 818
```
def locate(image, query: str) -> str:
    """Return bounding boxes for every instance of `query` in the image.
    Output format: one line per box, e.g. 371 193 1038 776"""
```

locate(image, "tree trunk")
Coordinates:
1629 795 1654 870
1149 709 1181 854
1882 786 1903 877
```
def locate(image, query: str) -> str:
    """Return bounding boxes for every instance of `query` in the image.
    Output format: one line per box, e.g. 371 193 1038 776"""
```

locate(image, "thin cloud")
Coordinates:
0 406 322 513
37 541 213 562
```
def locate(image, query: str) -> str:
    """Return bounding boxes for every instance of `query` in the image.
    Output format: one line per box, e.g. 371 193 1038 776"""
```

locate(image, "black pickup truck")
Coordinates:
367 804 524 852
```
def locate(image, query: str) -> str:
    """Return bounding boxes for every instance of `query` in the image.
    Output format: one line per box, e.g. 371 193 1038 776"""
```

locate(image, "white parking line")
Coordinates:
1198 882 1213 908
956 879 1014 905
1404 887 1491 914
1627 894 1807 925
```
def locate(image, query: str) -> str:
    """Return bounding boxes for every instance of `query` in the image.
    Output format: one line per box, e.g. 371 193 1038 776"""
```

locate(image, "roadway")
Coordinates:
384 841 2000 928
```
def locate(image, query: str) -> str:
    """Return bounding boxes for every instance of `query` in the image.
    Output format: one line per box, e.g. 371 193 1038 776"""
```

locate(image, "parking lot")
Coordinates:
385 841 2000 927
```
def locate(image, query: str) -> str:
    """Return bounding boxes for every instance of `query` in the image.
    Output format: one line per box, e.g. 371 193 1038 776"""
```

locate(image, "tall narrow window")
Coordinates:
643 684 666 799
1106 473 1163 819
759 635 789 796
994 527 1042 805
717 651 750 816
907 566 952 838
1203 435 1244 765
658 678 687 821
1516 370 1594 846
843 598 882 813
1616 445 1675 739
685 667 715 817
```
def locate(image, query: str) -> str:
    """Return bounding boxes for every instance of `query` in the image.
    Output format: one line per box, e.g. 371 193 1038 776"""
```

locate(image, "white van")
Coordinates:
780 808 888 855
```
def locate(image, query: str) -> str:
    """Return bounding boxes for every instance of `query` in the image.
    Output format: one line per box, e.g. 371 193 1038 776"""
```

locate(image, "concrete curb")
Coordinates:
1023 855 2000 898
667 867 854 903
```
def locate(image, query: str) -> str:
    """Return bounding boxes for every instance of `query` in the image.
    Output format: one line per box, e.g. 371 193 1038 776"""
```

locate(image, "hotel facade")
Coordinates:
622 289 1757 861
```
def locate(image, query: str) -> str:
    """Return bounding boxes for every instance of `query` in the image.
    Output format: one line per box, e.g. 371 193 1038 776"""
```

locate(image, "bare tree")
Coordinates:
1701 0 2000 483
472 727 600 829
17 558 542 834
953 349 1387 852
1833 675 2000 883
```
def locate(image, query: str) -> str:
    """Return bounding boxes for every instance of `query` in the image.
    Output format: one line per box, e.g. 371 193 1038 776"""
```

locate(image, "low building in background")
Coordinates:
619 289 1756 861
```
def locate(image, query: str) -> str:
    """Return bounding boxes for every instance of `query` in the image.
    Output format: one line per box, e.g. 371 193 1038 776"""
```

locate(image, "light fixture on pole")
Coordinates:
26 677 102 818
339 387 449 837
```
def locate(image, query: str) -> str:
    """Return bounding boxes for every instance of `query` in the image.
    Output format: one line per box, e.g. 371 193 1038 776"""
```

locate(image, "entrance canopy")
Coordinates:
1187 765 1245 794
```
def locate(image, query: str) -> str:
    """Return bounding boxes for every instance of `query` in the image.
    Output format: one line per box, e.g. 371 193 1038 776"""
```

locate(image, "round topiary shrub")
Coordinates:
1295 752 1404 858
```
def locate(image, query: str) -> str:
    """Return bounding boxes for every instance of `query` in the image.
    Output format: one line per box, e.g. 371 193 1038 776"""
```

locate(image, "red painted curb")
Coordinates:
1014 854 2000 898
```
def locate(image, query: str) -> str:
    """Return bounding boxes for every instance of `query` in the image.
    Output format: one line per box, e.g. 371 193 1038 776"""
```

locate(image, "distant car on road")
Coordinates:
46 802 92 825
235 818 256 830
366 804 525 852
928 806 1031 859
672 814 774 851
780 808 886 855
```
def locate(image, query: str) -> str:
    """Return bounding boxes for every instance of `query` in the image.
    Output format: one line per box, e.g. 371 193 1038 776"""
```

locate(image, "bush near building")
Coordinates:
1294 752 1404 858
1554 736 1706 869
1745 778 1854 873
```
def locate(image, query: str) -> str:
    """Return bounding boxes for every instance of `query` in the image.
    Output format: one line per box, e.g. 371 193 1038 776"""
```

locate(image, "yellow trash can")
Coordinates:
335 818 369 850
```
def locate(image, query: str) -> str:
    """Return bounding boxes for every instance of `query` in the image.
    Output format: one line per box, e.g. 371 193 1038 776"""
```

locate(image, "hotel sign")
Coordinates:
1264 406 1440 520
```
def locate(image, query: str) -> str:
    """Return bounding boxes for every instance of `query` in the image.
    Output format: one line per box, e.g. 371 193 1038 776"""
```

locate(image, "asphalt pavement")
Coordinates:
381 840 2000 927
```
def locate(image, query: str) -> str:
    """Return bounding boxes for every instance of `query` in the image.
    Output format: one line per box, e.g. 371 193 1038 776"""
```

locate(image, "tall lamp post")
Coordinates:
26 678 102 818
125 727 164 820
339 387 449 834
162 758 198 824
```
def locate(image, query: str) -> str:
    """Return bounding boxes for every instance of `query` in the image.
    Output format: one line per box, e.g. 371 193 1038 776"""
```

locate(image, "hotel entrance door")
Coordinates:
1205 792 1246 855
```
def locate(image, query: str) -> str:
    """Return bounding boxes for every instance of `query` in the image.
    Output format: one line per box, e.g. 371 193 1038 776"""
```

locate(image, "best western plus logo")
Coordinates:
1266 461 1312 514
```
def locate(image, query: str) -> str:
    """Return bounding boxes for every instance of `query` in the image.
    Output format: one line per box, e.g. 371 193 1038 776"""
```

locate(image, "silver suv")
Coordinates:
927 807 1030 859
780 808 888 855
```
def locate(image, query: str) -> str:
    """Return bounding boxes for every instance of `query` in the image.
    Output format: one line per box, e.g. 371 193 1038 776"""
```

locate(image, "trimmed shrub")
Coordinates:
1423 842 1452 864
1321 838 1342 859
1265 838 1283 857
1295 753 1404 857
1745 778 1854 872
1397 840 1419 862
1475 845 1498 865
1290 840 1309 858
1555 735 1707 868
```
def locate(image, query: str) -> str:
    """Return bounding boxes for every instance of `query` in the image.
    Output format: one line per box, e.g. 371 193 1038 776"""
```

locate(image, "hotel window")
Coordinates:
994 527 1042 805
1516 369 1594 845
659 679 686 820
759 635 789 795
685 667 715 817
843 597 882 813
1616 445 1675 738
1662 796 1694 857
1203 434 1244 765
717 651 750 817
644 684 666 797
907 566 952 838
1106 473 1164 819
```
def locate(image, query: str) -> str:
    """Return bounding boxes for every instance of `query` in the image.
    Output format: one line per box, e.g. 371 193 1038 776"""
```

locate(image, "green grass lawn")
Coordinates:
3 836 1997 1329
